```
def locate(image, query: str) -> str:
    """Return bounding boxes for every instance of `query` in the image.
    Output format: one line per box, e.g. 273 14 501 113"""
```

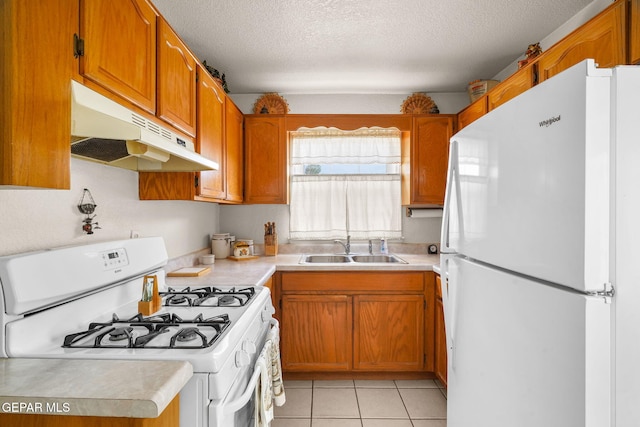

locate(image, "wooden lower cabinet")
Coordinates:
279 271 432 375
434 274 447 387
281 294 353 372
354 295 424 371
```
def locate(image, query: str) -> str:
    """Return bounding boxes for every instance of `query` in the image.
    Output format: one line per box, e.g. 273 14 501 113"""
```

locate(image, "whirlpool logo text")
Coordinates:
539 115 561 127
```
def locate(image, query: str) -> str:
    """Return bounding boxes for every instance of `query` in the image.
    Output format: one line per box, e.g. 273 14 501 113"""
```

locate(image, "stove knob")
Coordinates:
242 341 257 354
261 305 274 322
235 350 251 367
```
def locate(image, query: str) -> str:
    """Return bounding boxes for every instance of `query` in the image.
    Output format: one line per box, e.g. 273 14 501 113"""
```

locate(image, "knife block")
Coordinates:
138 275 162 316
264 233 278 256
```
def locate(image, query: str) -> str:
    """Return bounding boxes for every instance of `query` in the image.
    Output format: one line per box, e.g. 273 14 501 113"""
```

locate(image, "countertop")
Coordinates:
0 358 192 418
165 252 440 287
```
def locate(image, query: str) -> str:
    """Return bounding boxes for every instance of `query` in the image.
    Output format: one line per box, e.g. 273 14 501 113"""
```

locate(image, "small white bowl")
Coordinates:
200 254 215 265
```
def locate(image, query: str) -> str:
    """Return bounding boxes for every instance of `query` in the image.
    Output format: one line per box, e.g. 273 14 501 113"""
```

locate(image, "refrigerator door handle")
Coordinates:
440 139 461 254
441 256 458 371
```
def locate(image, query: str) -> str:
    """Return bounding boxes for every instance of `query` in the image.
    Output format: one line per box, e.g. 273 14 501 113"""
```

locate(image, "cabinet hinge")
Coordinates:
194 175 199 188
73 34 84 58
587 282 615 303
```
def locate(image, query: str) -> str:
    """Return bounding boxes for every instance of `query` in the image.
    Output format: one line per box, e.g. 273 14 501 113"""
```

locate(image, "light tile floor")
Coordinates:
273 379 447 427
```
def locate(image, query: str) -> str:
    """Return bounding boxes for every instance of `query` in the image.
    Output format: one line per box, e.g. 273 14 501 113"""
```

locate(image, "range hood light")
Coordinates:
126 141 171 163
70 81 219 172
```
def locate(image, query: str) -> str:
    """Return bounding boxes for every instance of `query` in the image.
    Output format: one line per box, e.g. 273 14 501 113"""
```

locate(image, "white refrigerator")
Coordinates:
440 59 640 427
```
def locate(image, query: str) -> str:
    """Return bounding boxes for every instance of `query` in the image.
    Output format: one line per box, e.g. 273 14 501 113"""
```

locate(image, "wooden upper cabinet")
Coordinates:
487 65 535 111
157 18 197 137
353 295 425 371
79 0 157 114
244 116 288 204
457 96 487 130
404 115 455 206
630 0 640 64
537 0 626 82
197 66 226 200
0 0 77 189
225 100 244 203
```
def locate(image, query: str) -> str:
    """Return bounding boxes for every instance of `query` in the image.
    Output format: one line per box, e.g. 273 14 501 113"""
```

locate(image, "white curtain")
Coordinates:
291 128 401 165
289 128 402 241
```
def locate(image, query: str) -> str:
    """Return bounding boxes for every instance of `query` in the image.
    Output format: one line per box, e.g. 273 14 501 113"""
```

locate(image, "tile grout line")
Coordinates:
395 380 417 424
353 382 365 427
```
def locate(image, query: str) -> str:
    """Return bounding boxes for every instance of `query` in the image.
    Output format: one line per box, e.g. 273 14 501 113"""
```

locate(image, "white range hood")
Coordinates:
70 81 219 172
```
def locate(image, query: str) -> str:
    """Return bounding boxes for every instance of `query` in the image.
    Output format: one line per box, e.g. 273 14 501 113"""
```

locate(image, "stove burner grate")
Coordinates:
62 312 231 349
160 286 255 307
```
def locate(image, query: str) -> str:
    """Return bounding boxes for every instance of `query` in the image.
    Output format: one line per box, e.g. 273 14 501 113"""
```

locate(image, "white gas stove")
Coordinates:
0 237 278 427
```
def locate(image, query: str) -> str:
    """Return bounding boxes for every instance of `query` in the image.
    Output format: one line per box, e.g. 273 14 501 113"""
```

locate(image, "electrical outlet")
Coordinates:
130 230 141 239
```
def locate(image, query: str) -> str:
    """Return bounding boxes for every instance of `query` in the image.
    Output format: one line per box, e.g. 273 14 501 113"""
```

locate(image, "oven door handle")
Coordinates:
224 319 279 414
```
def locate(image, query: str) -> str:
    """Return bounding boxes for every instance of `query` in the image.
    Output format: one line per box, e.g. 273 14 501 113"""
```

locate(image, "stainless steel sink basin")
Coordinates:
301 255 353 263
299 254 407 264
351 255 407 264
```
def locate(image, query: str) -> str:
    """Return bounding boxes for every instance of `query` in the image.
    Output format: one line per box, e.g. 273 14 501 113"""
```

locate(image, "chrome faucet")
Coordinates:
334 235 351 254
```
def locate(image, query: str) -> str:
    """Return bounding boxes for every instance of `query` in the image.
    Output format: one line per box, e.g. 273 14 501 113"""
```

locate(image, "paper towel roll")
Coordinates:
407 208 443 218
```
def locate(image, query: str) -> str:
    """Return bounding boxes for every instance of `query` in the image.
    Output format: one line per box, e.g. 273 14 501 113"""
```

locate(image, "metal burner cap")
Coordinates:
219 295 237 306
108 327 133 341
176 327 199 342
168 295 188 305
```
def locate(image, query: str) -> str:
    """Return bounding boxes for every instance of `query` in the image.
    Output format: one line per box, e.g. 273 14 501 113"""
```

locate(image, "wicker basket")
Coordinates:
467 80 499 102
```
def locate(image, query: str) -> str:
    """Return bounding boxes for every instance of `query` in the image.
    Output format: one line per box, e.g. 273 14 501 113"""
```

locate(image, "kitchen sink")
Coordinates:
301 255 353 263
299 254 407 264
350 255 407 263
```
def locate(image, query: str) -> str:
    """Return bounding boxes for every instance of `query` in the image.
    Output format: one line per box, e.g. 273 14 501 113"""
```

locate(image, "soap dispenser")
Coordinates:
380 238 388 255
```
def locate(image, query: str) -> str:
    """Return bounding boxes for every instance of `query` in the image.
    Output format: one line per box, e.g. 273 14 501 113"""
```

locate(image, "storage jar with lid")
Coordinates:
236 239 254 255
211 233 231 259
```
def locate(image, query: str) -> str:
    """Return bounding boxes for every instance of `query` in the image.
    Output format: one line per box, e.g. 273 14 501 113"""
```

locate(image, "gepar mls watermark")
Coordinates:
1 401 71 414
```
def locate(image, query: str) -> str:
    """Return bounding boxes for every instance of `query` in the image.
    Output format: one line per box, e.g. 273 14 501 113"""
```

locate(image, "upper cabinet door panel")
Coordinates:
410 116 455 206
225 100 244 203
244 116 287 204
157 18 197 137
458 97 487 130
537 0 626 82
197 67 226 200
487 66 535 111
80 0 157 113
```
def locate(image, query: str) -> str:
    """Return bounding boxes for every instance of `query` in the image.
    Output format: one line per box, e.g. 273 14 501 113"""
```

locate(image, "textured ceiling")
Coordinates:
151 0 594 94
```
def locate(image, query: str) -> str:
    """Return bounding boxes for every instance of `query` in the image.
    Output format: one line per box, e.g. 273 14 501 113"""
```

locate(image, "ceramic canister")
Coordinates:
211 233 231 259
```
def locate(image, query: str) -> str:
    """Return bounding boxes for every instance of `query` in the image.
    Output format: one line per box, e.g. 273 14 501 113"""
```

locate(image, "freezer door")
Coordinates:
444 257 610 427
445 59 612 292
